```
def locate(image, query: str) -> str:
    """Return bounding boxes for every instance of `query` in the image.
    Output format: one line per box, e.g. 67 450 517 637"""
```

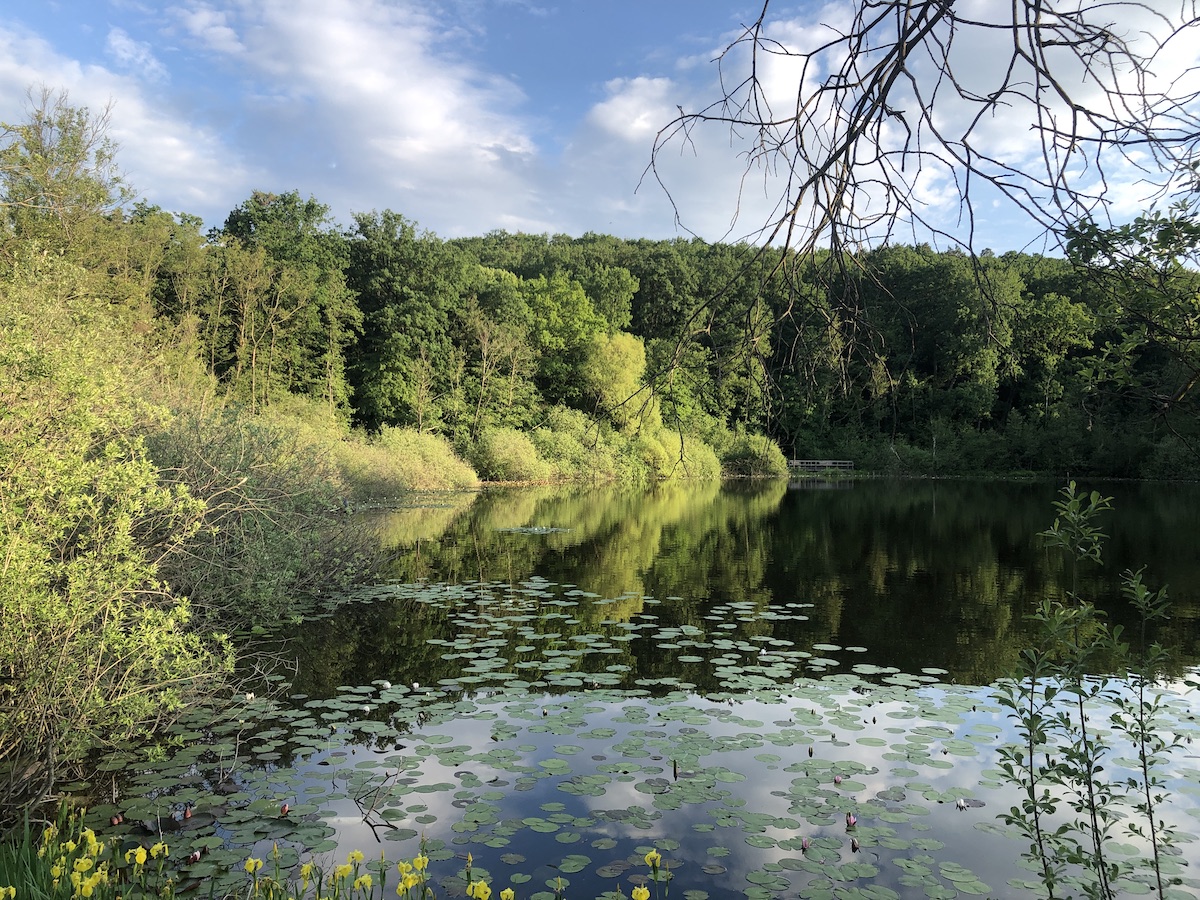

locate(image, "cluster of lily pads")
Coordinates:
76 577 1200 899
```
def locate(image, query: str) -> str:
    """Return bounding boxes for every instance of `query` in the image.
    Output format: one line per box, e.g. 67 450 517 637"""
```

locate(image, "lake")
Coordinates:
98 478 1200 899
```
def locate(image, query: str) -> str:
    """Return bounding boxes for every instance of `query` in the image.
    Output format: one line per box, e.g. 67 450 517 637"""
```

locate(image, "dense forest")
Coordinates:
142 192 1200 480
2 89 1199 828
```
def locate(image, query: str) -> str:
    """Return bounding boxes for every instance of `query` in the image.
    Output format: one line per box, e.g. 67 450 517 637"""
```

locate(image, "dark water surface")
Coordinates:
310 478 1200 692
102 479 1200 899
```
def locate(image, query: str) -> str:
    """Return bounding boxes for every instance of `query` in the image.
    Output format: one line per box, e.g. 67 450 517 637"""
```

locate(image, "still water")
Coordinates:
107 479 1200 899
305 477 1200 692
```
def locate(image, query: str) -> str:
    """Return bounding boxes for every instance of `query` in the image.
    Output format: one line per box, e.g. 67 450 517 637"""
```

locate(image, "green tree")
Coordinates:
1070 205 1200 413
579 330 651 432
521 271 606 406
345 211 473 431
0 87 130 253
0 248 232 832
215 190 360 413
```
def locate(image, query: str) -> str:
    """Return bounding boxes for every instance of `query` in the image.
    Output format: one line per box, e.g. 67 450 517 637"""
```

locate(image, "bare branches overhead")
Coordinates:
648 1 1200 255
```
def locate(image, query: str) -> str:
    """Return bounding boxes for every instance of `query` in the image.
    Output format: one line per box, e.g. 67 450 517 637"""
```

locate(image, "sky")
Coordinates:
1 1 1197 251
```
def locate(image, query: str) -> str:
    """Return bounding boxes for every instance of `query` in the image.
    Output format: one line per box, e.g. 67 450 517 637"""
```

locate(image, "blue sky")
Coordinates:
0 1 1194 250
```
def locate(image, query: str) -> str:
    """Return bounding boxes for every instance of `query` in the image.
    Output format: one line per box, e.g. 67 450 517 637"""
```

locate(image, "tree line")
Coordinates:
131 187 1198 480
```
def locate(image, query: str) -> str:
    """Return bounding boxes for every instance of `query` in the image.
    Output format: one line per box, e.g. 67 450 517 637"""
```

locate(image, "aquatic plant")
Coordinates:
994 482 1186 899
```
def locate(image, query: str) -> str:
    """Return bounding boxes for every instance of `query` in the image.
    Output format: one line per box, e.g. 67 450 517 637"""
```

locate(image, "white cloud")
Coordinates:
159 0 548 233
173 2 245 56
106 26 168 82
4 0 1197 245
588 77 675 142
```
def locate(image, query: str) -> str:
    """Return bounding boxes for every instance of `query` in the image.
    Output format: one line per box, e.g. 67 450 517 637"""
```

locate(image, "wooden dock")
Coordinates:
788 459 854 472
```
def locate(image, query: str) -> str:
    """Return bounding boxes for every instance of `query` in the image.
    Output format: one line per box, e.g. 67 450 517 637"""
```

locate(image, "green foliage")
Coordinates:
720 432 789 478
346 211 471 431
994 483 1183 900
358 427 480 492
521 271 606 406
579 331 651 432
529 408 611 482
199 191 361 413
0 807 176 899
470 427 553 482
0 87 131 252
144 404 379 626
0 250 232 831
528 407 642 483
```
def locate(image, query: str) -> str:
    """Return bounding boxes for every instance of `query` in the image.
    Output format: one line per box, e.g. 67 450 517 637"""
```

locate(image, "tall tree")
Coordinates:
215 191 360 412
345 211 471 431
1068 202 1200 454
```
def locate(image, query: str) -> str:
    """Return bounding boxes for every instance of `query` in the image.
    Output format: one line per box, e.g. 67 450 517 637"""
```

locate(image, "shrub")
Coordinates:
348 427 480 493
634 430 673 479
529 426 591 480
531 407 638 482
145 406 383 626
471 427 553 482
0 261 232 831
666 430 723 479
721 431 789 477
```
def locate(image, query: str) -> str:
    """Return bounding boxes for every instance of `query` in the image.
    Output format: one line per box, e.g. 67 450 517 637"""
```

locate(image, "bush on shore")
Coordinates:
337 426 480 497
470 427 553 482
721 431 790 478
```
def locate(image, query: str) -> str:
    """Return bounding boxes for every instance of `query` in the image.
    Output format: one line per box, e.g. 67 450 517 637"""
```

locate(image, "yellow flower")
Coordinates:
335 863 353 880
354 874 374 891
0 887 15 900
73 857 94 873
400 872 420 891
124 847 147 866
501 889 515 900
644 849 662 869
466 882 491 900
244 857 264 874
632 887 650 900
63 841 77 853
150 842 168 860
301 862 315 886
412 855 428 872
397 861 412 875
348 849 365 864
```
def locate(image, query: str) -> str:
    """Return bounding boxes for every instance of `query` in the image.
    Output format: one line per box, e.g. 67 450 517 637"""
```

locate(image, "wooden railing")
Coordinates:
787 459 855 471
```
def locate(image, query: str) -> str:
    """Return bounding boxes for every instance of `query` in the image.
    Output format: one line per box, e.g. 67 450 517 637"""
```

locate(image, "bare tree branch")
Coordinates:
648 1 1200 257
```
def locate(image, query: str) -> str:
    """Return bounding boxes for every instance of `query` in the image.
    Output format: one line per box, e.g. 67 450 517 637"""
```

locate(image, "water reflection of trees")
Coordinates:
290 481 1199 694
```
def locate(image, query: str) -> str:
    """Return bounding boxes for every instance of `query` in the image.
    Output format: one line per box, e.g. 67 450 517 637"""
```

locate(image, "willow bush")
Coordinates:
470 427 553 482
720 431 789 478
374 427 479 491
146 405 382 627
